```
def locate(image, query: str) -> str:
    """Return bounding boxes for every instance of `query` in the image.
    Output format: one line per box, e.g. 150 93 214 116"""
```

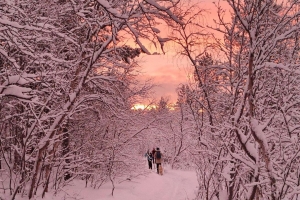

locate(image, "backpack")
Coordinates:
156 151 161 159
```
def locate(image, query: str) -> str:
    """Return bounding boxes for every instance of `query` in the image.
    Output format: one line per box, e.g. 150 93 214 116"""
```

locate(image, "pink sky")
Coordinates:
137 0 230 104
137 54 192 104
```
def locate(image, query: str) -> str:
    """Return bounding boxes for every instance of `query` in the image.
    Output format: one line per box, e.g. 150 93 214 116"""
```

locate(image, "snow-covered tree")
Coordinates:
171 0 300 199
0 0 184 198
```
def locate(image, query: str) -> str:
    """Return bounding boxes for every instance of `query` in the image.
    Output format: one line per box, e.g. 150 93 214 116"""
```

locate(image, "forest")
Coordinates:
1 0 300 199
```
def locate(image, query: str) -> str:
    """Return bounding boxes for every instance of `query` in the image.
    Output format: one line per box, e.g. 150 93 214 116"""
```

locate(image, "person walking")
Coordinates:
146 152 153 169
154 147 162 174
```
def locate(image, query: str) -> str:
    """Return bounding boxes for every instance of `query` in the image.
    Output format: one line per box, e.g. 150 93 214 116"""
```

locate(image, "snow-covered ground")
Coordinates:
42 165 198 200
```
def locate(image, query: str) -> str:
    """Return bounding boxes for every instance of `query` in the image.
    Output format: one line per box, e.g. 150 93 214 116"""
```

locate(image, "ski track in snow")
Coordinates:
43 164 198 200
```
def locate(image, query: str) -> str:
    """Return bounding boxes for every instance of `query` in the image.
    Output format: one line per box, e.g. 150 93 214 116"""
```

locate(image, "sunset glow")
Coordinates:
131 104 176 111
131 104 157 110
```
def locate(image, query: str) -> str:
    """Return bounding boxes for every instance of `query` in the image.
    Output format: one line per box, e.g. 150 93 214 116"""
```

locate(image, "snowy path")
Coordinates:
128 167 197 200
44 165 198 200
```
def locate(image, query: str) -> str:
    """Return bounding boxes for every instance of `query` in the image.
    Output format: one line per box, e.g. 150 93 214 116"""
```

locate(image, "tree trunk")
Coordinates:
28 148 44 199
62 126 71 181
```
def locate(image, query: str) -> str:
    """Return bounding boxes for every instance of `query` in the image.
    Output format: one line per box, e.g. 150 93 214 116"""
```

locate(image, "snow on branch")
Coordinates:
126 24 151 54
144 0 184 25
0 85 32 99
250 119 269 152
0 47 22 69
236 129 258 161
0 74 37 99
256 62 300 74
230 152 256 170
96 0 128 19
